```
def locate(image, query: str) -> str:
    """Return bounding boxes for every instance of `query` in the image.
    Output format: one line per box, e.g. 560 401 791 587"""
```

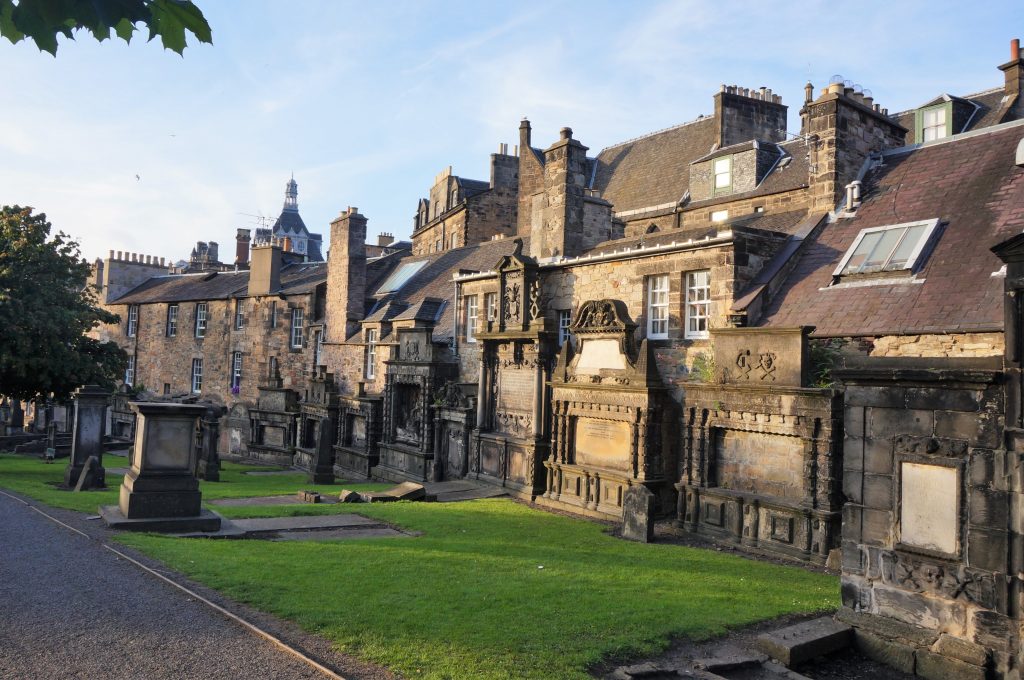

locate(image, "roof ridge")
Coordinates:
889 86 1006 118
597 114 714 155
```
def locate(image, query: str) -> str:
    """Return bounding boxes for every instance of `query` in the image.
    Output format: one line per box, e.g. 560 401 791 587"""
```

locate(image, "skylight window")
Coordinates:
833 219 939 277
377 260 428 294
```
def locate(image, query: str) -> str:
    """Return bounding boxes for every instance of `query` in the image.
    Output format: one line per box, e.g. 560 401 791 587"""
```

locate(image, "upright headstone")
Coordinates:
621 485 656 543
64 385 109 489
100 401 221 532
309 416 335 485
196 405 224 482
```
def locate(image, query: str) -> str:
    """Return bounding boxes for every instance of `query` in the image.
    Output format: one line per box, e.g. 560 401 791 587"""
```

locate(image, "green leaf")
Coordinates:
147 0 210 54
113 15 134 41
0 1 25 43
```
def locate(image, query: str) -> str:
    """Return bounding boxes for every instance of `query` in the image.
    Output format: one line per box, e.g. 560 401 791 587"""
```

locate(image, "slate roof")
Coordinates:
110 262 328 304
591 117 718 213
686 140 810 210
356 237 524 342
272 209 308 237
759 120 1024 336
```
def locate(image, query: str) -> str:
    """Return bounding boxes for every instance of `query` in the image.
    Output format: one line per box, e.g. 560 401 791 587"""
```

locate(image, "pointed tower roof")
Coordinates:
273 176 309 237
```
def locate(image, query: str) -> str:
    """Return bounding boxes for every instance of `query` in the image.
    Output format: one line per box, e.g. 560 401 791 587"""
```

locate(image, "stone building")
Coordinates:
88 39 1024 678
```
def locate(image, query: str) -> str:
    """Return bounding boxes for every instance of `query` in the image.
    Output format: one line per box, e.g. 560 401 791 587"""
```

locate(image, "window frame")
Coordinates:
124 355 135 386
832 218 940 277
646 274 670 340
194 302 207 338
126 305 139 337
269 301 278 329
558 309 572 346
684 270 711 340
712 155 733 196
191 357 203 394
231 351 243 390
313 329 324 366
166 304 178 337
290 308 304 349
915 102 953 143
464 295 479 343
484 292 497 323
365 328 378 379
234 299 244 330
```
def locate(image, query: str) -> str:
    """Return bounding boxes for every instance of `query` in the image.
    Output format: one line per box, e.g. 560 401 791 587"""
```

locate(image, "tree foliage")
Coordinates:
0 0 211 55
0 206 127 400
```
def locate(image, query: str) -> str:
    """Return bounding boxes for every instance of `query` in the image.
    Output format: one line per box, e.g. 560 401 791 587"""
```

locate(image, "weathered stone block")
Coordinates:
862 473 893 510
870 408 933 439
873 586 966 633
853 630 916 675
906 388 982 413
934 410 999 448
847 386 906 408
916 648 985 680
755 617 852 667
862 438 895 475
932 634 988 667
970 610 1013 651
966 526 1008 572
621 485 655 543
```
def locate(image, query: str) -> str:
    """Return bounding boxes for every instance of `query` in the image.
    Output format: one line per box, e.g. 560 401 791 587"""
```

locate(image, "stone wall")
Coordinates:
715 88 788 147
836 358 1015 678
411 207 467 256
868 333 1004 358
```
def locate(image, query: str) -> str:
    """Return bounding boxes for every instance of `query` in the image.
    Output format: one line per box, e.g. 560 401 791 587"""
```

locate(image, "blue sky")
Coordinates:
1 1 1019 262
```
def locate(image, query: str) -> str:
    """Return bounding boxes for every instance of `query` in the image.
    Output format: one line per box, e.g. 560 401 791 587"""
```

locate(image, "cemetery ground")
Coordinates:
0 453 839 680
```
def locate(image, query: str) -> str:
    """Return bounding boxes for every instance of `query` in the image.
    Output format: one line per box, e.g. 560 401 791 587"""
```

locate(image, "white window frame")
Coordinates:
166 304 178 337
365 329 378 379
711 209 729 223
234 299 244 330
313 329 324 366
231 351 243 390
191 358 203 393
922 106 948 142
685 270 711 340
465 295 479 343
484 292 497 323
713 156 732 193
558 309 572 346
647 274 670 339
126 305 138 337
194 302 207 338
290 308 304 349
832 218 940 277
124 355 135 386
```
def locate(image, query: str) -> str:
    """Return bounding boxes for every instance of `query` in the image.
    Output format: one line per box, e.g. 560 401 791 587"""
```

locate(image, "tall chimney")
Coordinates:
247 244 282 296
516 118 545 236
531 126 590 259
235 228 252 267
1000 38 1024 107
326 207 368 345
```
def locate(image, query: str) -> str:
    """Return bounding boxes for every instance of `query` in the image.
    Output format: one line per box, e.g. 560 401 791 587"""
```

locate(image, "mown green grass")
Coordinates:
0 453 388 513
118 499 838 680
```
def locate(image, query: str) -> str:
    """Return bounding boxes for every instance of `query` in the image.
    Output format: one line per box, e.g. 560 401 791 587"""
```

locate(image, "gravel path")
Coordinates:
0 492 329 680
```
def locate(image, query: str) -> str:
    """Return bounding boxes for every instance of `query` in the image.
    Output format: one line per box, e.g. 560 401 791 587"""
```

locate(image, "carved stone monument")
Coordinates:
296 368 340 484
100 402 221 532
334 382 384 480
544 299 675 519
248 362 299 465
63 384 109 489
196 404 225 481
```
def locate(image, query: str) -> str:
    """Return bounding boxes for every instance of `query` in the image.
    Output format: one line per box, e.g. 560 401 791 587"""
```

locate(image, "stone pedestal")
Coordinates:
101 402 221 532
196 406 223 482
64 385 109 489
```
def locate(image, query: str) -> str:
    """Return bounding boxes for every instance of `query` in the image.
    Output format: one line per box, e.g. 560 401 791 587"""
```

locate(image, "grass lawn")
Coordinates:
0 453 389 513
1 452 839 679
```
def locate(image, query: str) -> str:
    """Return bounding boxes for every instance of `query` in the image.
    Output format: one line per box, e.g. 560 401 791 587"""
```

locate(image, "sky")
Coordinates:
1 0 1020 263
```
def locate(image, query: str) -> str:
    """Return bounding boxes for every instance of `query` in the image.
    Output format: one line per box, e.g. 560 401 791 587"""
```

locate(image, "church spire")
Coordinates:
283 174 298 213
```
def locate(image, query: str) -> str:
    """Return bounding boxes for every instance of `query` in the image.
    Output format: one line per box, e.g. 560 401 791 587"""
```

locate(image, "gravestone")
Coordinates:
309 416 335 485
73 456 101 492
621 485 656 542
196 405 224 482
63 385 109 488
100 401 221 532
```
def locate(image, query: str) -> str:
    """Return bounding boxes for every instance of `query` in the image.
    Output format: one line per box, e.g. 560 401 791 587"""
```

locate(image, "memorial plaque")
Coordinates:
351 416 366 447
575 418 630 470
265 427 284 447
901 462 959 555
576 339 629 372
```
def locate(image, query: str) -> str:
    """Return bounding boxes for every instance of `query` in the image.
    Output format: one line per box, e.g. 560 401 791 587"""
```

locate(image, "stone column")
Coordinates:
64 385 109 488
102 402 220 532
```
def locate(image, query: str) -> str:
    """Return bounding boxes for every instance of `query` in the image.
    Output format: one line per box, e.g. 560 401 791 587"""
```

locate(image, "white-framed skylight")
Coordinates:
377 260 428 294
833 218 940 277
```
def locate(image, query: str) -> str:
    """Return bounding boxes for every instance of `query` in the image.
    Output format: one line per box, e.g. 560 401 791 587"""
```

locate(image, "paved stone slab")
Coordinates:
100 505 223 533
433 487 509 502
694 650 767 672
243 470 301 476
363 481 427 503
270 527 408 541
756 617 852 667
230 514 380 532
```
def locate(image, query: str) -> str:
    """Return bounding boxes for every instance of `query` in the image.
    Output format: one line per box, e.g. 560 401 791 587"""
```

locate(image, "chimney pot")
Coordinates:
160 257 165 266
1013 38 1021 61
560 127 573 140
108 249 114 259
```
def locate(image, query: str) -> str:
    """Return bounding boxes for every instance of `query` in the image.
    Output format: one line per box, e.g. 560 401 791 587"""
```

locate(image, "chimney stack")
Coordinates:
247 243 282 297
1000 38 1024 106
377 232 394 247
235 228 252 267
326 207 368 343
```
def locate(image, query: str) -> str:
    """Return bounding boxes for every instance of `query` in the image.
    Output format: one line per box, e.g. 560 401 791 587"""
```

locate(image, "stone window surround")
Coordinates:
484 292 497 322
269 301 278 329
558 309 572 346
126 304 139 337
166 304 178 337
365 328 378 379
234 299 244 330
894 452 964 560
290 307 304 350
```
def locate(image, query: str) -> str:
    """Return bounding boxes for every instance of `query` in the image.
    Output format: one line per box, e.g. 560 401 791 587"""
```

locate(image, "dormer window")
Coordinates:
834 219 940 277
713 156 732 195
916 103 951 143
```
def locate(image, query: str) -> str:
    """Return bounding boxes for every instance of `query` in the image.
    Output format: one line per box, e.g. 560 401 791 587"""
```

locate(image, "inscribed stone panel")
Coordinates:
716 429 804 500
497 367 533 412
901 462 959 555
575 418 630 471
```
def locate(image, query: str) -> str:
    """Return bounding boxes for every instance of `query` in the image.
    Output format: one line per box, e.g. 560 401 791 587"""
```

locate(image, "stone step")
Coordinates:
756 617 852 668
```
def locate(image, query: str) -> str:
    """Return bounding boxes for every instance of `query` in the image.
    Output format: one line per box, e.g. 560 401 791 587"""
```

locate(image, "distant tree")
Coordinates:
0 206 127 400
0 0 211 55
